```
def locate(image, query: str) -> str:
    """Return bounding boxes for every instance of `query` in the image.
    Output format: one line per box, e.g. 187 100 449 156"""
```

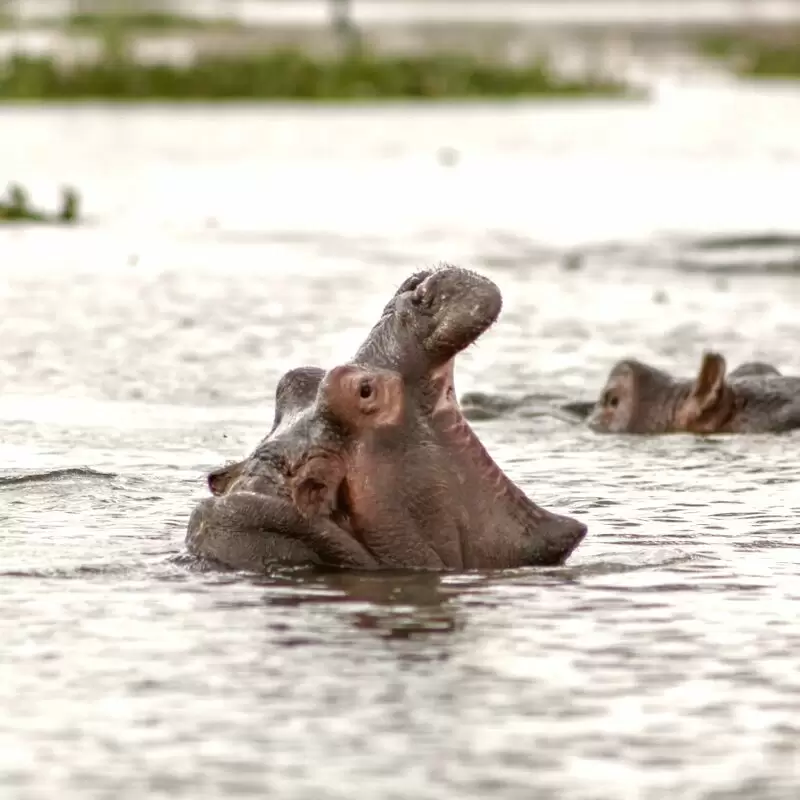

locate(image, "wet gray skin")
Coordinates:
187 265 587 571
560 399 597 419
727 361 782 379
586 352 800 435
459 390 595 424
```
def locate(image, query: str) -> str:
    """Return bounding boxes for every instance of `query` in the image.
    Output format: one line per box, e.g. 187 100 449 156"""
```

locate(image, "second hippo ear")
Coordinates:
690 352 728 413
208 462 241 496
292 476 339 519
290 457 344 519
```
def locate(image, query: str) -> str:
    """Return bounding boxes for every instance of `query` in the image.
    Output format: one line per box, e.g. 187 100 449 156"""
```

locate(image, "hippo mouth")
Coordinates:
428 356 588 567
430 358 459 417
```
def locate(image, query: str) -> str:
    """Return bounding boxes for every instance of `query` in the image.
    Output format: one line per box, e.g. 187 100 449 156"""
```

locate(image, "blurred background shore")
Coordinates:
0 0 799 100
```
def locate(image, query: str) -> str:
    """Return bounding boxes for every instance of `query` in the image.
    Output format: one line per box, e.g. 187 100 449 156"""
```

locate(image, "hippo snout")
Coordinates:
528 510 587 566
422 267 502 322
399 267 502 359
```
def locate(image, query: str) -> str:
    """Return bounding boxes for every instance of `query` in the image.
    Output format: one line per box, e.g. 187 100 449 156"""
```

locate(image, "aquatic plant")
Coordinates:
0 183 80 224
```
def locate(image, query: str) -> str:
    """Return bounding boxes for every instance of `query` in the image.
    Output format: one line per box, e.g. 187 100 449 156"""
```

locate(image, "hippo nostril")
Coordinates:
392 271 431 303
411 283 436 310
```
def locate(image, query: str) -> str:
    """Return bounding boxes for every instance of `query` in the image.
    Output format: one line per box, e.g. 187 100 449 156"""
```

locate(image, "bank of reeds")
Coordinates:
0 11 240 32
0 49 628 102
698 33 800 78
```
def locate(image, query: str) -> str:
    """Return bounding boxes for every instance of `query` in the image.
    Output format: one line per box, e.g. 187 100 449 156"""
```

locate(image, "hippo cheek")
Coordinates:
527 511 587 566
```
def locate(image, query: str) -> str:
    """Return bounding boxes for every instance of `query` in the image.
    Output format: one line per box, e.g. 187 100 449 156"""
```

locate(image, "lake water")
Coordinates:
2 81 800 799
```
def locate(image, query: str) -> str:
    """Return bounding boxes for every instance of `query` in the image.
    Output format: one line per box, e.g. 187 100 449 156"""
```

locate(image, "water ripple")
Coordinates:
2 97 800 799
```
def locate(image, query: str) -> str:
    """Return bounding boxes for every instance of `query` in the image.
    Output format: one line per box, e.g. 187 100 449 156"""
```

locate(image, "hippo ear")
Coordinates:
272 367 325 430
208 461 242 496
292 476 338 519
690 352 728 413
290 457 344 519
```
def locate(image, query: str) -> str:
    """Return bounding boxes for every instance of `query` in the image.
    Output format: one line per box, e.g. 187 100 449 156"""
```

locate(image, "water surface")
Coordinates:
2 86 800 799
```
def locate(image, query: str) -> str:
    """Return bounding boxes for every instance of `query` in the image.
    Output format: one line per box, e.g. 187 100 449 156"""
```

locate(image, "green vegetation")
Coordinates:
0 10 240 32
0 49 628 101
697 32 800 78
0 183 79 224
64 11 240 32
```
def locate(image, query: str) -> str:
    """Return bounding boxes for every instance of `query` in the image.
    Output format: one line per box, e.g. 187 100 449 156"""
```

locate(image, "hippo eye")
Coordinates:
359 379 373 399
603 391 619 409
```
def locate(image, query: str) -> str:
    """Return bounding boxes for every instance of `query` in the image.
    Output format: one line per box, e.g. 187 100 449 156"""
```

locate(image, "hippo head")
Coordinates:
588 352 741 435
352 265 502 414
587 358 680 434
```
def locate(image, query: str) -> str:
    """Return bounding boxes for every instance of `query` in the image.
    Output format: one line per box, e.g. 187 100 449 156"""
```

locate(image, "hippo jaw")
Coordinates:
432 386 587 566
395 268 587 566
330 266 586 568
425 348 586 567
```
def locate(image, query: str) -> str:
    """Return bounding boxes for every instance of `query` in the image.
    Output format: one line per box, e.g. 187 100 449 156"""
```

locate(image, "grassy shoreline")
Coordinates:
697 33 800 78
0 49 628 102
0 11 241 32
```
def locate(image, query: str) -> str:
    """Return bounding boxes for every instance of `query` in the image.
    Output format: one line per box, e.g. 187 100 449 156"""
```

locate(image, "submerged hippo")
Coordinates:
587 352 800 434
187 265 587 571
459 390 595 424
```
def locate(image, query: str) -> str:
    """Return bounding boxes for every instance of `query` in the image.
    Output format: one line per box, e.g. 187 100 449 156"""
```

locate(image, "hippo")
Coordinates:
187 265 587 571
587 351 800 434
